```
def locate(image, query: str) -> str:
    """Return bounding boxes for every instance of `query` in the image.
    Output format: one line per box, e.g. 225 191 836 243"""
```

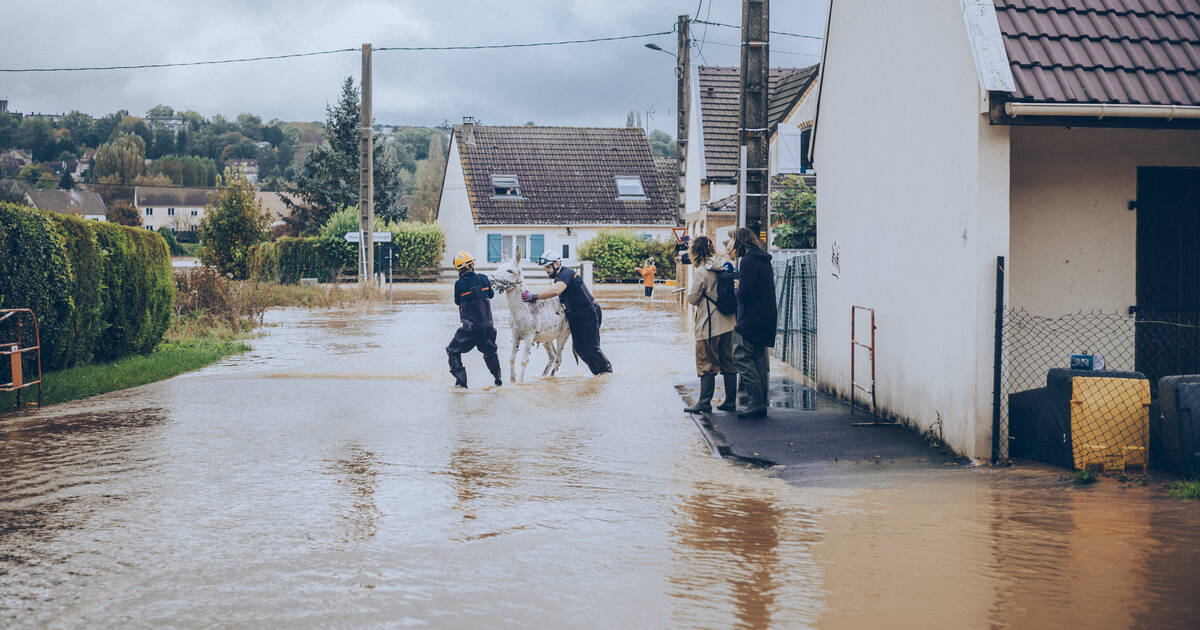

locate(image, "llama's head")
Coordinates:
490 258 524 293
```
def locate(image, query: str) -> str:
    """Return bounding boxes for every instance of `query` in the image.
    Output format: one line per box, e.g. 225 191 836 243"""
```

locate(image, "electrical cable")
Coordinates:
0 31 674 73
692 19 823 41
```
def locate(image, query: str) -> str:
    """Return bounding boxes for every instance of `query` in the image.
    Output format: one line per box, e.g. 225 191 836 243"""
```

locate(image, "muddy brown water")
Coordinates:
2 285 1199 628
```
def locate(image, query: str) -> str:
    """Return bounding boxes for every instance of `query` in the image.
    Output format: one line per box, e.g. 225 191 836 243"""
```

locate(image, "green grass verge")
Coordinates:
1168 480 1200 500
2 336 249 413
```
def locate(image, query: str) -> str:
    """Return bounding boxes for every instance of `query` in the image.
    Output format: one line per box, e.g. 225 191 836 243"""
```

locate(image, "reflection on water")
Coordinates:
0 286 1198 627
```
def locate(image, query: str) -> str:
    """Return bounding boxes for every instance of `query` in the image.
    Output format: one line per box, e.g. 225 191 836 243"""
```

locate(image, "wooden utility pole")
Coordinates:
739 0 769 237
676 14 690 222
359 43 374 284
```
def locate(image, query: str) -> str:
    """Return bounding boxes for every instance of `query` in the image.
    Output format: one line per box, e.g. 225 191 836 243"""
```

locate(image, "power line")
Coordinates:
700 40 819 58
0 31 674 73
0 48 358 73
692 19 823 41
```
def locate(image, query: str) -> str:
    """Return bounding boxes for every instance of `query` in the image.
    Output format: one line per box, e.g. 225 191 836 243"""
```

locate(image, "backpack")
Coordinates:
705 267 738 316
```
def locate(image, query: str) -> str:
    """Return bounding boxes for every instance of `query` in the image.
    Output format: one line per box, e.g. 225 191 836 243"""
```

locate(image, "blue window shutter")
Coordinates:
530 234 545 261
487 234 502 262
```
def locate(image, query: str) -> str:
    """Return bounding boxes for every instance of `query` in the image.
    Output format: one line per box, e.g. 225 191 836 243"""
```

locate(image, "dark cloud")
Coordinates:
1 1 826 130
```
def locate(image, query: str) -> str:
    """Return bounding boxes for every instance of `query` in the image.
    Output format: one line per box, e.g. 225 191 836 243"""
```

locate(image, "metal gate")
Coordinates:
772 251 817 384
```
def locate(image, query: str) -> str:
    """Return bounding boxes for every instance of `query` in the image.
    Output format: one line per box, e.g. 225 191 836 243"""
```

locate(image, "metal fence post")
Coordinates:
992 255 1005 463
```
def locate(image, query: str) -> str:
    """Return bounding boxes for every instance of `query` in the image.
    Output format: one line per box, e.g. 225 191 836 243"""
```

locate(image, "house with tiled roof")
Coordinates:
436 120 677 269
684 65 818 244
812 0 1200 460
135 185 292 232
24 189 107 221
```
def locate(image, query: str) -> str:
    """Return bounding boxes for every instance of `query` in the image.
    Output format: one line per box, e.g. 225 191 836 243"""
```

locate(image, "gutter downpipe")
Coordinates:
1004 102 1200 121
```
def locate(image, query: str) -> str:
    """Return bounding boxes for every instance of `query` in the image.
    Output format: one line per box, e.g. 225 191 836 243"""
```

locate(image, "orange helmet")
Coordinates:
453 251 475 272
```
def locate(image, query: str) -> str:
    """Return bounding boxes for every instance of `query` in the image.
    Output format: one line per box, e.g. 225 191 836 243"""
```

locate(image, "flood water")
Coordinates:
2 284 1199 628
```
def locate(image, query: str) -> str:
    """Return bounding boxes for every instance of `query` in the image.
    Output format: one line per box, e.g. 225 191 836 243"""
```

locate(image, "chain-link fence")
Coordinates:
998 307 1200 471
772 251 817 384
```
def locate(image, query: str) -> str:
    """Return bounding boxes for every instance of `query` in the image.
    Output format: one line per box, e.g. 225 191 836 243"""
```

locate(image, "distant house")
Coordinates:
223 159 259 184
436 121 677 268
24 190 107 221
768 64 820 178
135 186 215 232
135 185 292 232
145 116 185 132
1 149 32 178
684 65 817 243
812 0 1200 459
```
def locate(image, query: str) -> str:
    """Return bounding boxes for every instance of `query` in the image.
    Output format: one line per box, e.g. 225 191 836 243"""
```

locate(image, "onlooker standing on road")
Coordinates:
683 236 737 414
635 258 656 298
728 228 776 418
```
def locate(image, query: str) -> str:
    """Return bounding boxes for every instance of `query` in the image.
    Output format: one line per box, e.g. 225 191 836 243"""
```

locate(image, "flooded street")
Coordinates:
3 285 1199 628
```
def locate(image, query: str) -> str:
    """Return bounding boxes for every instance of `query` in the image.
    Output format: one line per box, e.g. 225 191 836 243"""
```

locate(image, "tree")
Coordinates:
647 129 677 158
18 164 42 186
198 168 270 278
149 127 175 159
113 116 153 149
0 113 19 150
106 200 141 226
285 76 401 233
409 132 445 222
769 175 816 249
93 132 147 184
58 171 75 190
146 104 175 118
17 117 56 161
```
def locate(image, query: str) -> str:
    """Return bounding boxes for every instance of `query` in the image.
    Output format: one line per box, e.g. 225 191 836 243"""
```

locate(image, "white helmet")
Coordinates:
537 251 562 266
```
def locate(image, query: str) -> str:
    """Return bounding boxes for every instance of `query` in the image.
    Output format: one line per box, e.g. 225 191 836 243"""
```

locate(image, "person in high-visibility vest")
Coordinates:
635 258 657 298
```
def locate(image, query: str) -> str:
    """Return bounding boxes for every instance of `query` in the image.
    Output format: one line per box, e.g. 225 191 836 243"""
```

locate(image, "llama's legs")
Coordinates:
520 339 532 382
510 335 520 382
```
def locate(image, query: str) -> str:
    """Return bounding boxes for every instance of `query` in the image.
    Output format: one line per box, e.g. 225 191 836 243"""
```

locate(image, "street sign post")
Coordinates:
344 231 392 243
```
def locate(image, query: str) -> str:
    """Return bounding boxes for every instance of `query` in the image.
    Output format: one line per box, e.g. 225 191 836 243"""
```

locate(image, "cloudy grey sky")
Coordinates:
1 1 827 132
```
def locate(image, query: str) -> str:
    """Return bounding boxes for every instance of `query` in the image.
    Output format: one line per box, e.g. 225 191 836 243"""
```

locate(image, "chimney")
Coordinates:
0 100 7 114
462 116 476 145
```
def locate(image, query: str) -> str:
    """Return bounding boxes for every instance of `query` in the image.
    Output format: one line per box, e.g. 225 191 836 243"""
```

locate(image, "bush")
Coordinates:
174 267 270 331
248 236 356 283
55 215 105 367
157 226 186 256
91 221 175 361
387 221 445 276
198 169 270 279
0 202 75 370
0 202 174 370
771 175 816 250
579 231 677 283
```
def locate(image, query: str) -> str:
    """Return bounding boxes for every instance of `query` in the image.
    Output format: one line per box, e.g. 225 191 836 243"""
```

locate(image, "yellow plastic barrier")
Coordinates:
1070 376 1150 471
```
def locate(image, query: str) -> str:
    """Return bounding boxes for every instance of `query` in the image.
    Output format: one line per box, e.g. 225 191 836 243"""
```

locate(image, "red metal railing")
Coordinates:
1 309 43 410
850 305 879 423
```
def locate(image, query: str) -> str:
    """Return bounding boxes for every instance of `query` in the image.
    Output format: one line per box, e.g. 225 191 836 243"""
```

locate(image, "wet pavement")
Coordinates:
2 284 1200 628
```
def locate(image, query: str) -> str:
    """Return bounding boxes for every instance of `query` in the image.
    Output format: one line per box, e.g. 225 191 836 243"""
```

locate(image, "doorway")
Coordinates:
1135 167 1200 389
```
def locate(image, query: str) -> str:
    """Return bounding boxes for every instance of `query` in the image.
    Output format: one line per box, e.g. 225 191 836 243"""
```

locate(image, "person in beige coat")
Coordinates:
683 235 738 413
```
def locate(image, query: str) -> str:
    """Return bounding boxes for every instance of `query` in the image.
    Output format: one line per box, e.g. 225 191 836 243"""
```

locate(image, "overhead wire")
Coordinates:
692 19 823 41
0 31 675 73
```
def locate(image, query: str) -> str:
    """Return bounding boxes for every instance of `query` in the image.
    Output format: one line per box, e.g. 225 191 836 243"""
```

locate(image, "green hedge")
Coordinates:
249 222 445 283
0 202 173 370
578 231 677 283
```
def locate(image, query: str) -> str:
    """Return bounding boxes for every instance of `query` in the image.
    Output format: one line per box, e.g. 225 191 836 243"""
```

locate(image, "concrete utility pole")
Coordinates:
358 43 374 284
676 14 690 223
739 0 769 238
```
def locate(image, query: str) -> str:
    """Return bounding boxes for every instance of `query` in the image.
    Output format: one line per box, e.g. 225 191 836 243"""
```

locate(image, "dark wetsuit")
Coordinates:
446 271 502 381
555 266 612 375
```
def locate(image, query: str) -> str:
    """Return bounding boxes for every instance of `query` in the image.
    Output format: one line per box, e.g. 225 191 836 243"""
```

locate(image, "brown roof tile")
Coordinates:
698 66 806 181
768 65 820 131
994 0 1200 105
453 125 674 226
653 156 679 208
25 190 107 216
135 186 217 208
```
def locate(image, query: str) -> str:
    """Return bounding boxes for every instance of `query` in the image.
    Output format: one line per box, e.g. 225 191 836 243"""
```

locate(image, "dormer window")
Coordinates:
491 175 521 197
614 176 645 199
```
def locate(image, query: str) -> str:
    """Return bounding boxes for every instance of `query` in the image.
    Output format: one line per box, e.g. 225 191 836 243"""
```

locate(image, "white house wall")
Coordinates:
1009 126 1200 316
437 138 475 268
469 225 675 269
686 73 705 217
814 0 1010 460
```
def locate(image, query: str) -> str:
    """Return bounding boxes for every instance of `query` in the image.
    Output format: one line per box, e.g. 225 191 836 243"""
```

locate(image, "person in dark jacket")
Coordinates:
521 251 612 375
728 228 776 418
446 251 503 388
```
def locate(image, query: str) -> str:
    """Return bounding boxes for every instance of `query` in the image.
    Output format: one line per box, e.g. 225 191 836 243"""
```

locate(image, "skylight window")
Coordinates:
491 174 521 197
615 176 646 199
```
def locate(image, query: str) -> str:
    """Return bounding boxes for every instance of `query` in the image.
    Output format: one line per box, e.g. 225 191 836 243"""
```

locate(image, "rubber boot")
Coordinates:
683 375 716 413
484 353 503 386
716 374 738 411
451 367 468 388
738 377 768 419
